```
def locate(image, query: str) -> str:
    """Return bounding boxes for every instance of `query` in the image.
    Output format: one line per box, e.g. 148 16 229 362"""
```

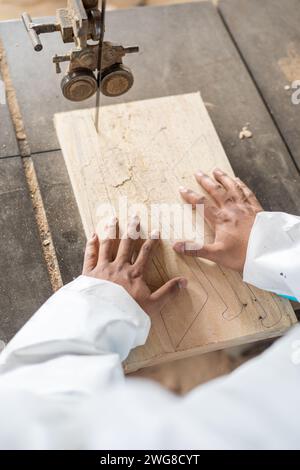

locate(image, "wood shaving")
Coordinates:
239 126 253 140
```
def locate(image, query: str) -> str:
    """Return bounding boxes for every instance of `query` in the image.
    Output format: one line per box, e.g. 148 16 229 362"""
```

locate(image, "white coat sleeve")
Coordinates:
0 275 150 449
243 211 300 300
0 275 150 368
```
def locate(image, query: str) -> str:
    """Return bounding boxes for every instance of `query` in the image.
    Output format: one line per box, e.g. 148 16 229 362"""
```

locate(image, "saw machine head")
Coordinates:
22 0 139 102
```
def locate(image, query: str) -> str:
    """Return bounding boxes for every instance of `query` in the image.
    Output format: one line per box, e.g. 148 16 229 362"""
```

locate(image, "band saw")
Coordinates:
22 0 139 103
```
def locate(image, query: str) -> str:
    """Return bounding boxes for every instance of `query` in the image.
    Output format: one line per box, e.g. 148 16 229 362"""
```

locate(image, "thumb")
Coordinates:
173 240 223 262
150 277 188 310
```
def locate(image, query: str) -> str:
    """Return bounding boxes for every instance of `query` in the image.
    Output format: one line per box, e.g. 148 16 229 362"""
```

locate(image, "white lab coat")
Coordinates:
0 212 299 450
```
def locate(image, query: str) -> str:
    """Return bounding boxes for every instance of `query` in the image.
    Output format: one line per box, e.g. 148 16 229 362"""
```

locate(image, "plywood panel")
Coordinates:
55 93 296 372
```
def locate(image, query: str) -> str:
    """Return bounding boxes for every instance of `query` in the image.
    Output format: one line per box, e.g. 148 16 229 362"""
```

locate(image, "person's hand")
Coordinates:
173 169 263 272
83 216 188 316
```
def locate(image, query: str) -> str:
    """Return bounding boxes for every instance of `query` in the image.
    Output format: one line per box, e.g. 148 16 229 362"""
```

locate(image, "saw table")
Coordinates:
0 0 300 346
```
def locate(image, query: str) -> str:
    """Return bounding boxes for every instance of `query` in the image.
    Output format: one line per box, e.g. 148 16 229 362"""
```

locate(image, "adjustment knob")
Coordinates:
61 69 97 102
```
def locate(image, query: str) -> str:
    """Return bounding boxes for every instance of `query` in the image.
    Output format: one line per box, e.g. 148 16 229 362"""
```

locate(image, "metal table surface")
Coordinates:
0 0 299 343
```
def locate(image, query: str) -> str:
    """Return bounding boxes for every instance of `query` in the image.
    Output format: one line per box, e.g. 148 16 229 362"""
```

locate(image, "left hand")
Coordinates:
82 216 188 316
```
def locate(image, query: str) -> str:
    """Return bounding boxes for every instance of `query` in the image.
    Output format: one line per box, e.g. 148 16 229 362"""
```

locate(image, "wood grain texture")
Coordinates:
55 93 296 372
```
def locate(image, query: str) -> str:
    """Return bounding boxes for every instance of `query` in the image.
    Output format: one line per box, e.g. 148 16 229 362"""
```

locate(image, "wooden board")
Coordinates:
55 93 296 372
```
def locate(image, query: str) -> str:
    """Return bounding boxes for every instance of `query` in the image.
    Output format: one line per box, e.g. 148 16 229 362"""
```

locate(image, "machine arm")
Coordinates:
21 0 139 102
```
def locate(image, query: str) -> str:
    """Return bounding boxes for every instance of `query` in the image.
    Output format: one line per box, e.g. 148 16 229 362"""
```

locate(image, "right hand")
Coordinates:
173 169 263 272
82 216 188 316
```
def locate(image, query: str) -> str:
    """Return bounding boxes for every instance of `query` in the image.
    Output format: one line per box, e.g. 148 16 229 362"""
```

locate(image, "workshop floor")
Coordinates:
0 0 210 20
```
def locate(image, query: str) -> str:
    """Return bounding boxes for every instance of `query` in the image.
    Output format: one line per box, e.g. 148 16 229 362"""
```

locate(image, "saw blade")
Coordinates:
94 0 107 132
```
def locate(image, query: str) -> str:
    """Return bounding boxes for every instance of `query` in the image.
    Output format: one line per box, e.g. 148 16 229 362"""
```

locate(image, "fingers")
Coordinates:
82 233 99 274
195 171 226 206
173 241 223 263
213 168 254 204
116 215 140 264
213 168 238 193
98 217 118 263
133 231 159 273
179 187 218 226
235 177 263 210
195 169 262 209
151 277 188 310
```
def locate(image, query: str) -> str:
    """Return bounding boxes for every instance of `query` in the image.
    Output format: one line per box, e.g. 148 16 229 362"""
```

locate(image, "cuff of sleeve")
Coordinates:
1 276 151 364
64 275 151 347
243 212 300 300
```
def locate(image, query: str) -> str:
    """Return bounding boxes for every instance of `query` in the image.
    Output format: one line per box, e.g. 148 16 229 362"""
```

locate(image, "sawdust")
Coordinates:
23 156 63 291
278 43 300 83
0 48 28 153
0 38 62 292
239 126 253 140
